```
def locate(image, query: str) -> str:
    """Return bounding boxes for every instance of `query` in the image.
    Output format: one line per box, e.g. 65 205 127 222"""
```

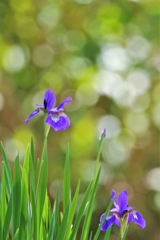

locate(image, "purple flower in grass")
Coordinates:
25 89 72 131
100 190 146 232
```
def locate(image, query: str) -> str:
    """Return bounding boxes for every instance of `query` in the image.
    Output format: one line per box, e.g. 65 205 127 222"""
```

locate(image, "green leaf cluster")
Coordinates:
0 132 112 240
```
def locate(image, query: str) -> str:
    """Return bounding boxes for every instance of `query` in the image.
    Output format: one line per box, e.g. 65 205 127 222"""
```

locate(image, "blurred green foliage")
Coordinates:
0 0 159 239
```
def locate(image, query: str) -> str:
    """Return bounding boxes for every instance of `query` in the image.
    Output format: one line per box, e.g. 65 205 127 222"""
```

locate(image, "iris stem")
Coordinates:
119 219 128 240
40 123 50 161
36 118 50 197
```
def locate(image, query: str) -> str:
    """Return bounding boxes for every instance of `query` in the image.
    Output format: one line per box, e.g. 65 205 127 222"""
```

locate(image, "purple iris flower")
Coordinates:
100 190 146 231
25 89 72 131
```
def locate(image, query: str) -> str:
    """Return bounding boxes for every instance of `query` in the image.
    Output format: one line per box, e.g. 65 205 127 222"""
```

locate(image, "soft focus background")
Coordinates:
0 0 159 239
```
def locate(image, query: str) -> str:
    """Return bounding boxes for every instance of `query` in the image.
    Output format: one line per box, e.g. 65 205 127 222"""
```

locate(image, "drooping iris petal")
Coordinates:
109 209 121 226
44 89 56 111
132 212 146 229
100 214 116 232
36 104 44 108
117 191 128 214
56 97 72 110
128 213 133 223
49 108 63 114
25 109 40 123
114 216 120 226
46 113 70 131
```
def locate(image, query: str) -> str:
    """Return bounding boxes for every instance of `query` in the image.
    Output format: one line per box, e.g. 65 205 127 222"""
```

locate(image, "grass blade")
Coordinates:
63 144 71 212
69 180 93 240
2 193 12 240
89 231 93 240
42 220 47 240
56 204 70 240
1 143 12 199
1 168 7 227
23 145 30 175
93 200 113 240
30 137 35 166
80 168 101 240
52 192 60 239
47 212 55 240
19 167 28 240
42 191 49 228
65 180 80 239
104 226 112 240
12 155 21 237
13 228 19 240
0 217 2 240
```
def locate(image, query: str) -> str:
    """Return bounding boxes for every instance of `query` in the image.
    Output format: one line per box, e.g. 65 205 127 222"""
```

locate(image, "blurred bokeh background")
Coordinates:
0 0 159 239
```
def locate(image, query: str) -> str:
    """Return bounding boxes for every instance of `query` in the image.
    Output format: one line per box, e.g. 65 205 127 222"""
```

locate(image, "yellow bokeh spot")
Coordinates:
13 128 33 149
10 0 33 12
71 117 95 151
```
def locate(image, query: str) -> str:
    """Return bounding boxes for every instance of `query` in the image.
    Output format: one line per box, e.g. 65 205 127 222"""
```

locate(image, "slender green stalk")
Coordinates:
41 122 50 161
36 120 50 197
35 120 50 239
119 218 129 240
122 225 129 240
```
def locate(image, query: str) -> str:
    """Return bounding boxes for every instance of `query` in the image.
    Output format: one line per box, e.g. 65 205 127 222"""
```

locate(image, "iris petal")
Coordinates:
100 214 116 232
46 113 70 131
25 109 40 123
110 190 116 200
124 190 128 197
115 217 120 226
109 209 121 226
49 108 63 114
132 212 146 229
57 97 72 110
117 191 128 213
128 213 133 223
44 89 56 111
36 104 44 108
110 208 118 213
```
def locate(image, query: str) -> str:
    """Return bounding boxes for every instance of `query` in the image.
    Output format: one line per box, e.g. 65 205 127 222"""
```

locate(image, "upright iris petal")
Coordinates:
117 191 128 214
44 90 56 111
100 190 146 232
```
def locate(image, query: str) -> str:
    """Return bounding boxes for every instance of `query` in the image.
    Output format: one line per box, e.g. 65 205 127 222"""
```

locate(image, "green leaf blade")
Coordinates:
93 200 113 240
63 144 71 212
69 180 93 240
12 155 21 237
80 168 101 240
1 143 13 199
